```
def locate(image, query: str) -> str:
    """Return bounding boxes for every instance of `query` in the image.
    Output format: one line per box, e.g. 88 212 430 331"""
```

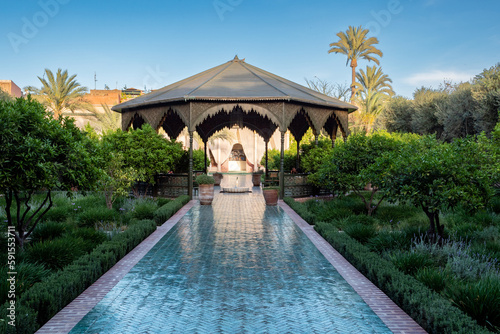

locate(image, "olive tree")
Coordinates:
0 97 102 247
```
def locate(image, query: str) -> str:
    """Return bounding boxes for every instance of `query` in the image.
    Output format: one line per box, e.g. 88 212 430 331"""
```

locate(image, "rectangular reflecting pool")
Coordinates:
70 193 392 333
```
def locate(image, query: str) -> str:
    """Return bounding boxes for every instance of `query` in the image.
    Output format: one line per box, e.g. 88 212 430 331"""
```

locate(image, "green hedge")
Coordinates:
153 195 190 225
0 219 157 333
283 197 316 224
314 222 491 334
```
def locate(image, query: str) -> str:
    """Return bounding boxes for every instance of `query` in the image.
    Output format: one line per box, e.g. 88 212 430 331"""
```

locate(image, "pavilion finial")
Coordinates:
233 55 239 61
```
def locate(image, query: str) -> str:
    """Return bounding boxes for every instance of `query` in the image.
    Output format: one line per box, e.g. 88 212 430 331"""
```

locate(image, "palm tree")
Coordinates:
355 65 395 99
328 26 383 101
352 66 394 133
91 104 121 133
27 68 90 118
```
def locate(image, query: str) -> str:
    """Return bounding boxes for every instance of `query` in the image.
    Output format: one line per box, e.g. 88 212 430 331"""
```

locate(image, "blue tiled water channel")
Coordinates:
70 188 391 333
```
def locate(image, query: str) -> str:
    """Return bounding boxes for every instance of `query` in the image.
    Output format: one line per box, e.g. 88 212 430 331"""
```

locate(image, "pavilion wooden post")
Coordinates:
265 140 269 179
203 139 208 173
279 131 285 199
296 140 300 170
315 133 319 147
188 131 194 198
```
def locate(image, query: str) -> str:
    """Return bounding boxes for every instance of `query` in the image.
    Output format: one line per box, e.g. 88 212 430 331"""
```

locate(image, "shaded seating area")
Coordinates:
112 56 356 198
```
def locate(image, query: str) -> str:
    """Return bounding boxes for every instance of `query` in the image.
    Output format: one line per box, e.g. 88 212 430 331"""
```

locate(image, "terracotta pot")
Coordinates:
252 173 262 186
199 184 214 205
213 173 223 186
263 189 278 206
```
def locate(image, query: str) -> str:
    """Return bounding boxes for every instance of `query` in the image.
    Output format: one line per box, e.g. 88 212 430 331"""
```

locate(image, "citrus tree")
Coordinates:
366 135 495 241
103 125 184 196
313 131 405 215
0 97 102 247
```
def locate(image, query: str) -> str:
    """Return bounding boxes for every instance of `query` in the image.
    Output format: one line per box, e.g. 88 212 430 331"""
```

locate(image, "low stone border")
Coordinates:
279 200 427 334
35 200 196 334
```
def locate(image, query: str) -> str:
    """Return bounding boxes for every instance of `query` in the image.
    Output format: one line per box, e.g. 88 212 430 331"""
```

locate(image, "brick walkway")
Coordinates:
37 190 425 334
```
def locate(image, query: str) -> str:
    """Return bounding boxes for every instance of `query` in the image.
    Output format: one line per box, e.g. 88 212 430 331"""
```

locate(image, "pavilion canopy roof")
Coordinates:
112 56 356 113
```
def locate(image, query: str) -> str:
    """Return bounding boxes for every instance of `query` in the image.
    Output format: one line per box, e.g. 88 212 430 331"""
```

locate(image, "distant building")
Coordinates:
0 80 23 98
85 89 122 105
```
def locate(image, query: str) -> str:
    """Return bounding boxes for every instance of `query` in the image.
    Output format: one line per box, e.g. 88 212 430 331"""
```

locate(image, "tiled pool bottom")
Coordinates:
70 194 391 333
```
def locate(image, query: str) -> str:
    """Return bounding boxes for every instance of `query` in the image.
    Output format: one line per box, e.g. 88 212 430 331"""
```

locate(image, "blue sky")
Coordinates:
2 0 499 98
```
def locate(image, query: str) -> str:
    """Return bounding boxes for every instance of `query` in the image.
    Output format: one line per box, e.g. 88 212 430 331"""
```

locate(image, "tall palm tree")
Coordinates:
27 68 90 118
328 26 383 101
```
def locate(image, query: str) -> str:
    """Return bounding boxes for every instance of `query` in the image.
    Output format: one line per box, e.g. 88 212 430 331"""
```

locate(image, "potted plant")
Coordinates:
252 169 264 186
196 174 215 205
262 186 279 206
213 172 223 186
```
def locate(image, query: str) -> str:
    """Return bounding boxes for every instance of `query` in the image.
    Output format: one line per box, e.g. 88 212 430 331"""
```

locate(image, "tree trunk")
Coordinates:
422 206 444 243
350 58 357 102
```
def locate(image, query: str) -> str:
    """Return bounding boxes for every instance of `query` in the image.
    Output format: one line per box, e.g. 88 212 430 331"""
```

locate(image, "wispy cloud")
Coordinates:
403 70 475 87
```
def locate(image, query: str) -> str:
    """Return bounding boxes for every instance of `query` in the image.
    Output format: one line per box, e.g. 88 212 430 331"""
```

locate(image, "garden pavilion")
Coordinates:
112 56 357 198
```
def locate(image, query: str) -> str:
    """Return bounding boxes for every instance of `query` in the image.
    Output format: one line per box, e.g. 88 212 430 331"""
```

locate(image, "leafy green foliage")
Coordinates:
315 222 489 333
366 135 494 240
389 251 434 275
76 207 117 228
343 223 376 243
153 195 190 225
30 221 71 243
0 97 102 247
24 237 87 271
195 174 215 185
415 268 449 293
446 277 500 331
0 262 50 305
18 218 157 331
103 125 184 195
380 64 500 139
131 198 158 220
313 131 407 215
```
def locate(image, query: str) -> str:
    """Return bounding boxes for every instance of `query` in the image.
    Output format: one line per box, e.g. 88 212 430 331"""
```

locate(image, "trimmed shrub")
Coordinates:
19 219 157 330
314 222 488 333
30 221 71 243
153 195 190 225
132 199 157 220
446 277 500 331
77 207 117 228
157 197 171 207
0 302 38 334
343 223 376 244
24 237 86 271
283 198 315 224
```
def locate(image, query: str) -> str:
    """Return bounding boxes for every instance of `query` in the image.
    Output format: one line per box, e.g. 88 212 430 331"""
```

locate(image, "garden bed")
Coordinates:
284 194 500 333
